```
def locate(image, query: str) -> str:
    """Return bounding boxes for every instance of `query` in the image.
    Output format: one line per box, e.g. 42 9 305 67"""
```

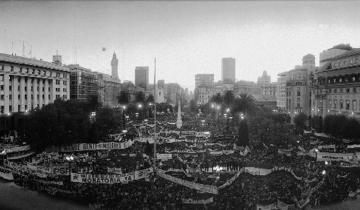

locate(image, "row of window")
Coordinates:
328 99 360 111
0 94 51 100
0 85 66 93
0 75 68 86
330 57 360 69
0 64 68 79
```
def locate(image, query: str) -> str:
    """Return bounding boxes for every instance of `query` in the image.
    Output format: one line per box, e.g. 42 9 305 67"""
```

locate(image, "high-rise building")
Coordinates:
135 66 149 90
276 72 289 110
111 52 119 80
221 58 235 84
0 53 70 114
68 64 98 102
195 74 214 88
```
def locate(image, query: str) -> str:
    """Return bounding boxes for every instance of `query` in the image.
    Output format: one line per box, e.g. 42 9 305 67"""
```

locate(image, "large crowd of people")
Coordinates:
2 111 360 210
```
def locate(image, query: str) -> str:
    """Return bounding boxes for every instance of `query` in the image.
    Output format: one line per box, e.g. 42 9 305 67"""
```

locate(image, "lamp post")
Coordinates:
137 103 143 121
65 155 74 176
121 105 127 130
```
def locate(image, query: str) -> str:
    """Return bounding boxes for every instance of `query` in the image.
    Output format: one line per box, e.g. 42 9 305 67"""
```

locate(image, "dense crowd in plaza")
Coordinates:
2 110 360 210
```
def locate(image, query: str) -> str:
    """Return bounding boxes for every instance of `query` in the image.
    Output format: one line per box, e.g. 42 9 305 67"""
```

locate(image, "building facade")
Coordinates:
96 72 121 107
302 54 316 72
195 74 214 88
276 72 288 110
221 58 236 84
68 64 98 102
195 86 214 105
286 68 310 117
257 71 271 86
135 66 149 90
319 44 353 67
312 48 360 119
0 53 70 114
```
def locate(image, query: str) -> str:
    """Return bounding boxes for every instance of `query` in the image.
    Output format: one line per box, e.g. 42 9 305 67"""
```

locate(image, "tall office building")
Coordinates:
195 74 214 88
221 58 235 84
111 52 119 80
135 66 149 90
67 64 98 102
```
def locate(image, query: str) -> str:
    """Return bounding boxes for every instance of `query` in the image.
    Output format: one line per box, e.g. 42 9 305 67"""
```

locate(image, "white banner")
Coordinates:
157 153 173 160
182 197 214 205
70 167 153 184
59 141 134 152
157 169 218 194
5 145 31 153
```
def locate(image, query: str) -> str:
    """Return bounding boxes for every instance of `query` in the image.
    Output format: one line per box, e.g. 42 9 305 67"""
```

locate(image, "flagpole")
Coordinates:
153 58 157 169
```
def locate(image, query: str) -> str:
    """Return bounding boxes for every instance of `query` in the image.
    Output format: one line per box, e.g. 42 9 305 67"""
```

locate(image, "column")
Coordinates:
44 79 49 105
27 77 32 110
51 79 56 102
4 73 9 113
33 78 38 108
13 75 18 112
20 77 25 112
39 79 43 107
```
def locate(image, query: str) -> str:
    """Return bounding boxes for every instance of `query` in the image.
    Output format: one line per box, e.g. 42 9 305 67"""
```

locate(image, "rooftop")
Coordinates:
0 53 69 72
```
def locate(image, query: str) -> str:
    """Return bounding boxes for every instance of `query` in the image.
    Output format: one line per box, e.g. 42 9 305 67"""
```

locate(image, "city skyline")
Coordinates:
1 1 360 90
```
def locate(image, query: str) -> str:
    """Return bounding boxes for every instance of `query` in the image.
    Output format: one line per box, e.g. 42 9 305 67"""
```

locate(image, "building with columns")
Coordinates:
312 47 360 119
0 53 70 114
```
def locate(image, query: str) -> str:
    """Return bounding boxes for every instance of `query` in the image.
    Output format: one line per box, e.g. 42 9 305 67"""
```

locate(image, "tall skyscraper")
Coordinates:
111 52 119 79
221 58 236 84
135 66 149 90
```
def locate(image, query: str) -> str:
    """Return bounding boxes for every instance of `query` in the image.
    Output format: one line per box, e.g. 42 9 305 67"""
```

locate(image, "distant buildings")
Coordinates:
111 52 119 80
302 54 316 72
286 67 310 117
276 72 288 110
319 44 353 67
195 74 214 88
194 74 215 105
0 53 70 114
312 46 360 119
68 64 98 102
257 71 271 85
222 58 235 84
165 83 182 105
135 66 149 90
96 72 121 107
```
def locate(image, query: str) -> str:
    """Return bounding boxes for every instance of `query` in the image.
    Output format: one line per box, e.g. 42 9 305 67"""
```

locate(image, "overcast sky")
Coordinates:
1 1 360 90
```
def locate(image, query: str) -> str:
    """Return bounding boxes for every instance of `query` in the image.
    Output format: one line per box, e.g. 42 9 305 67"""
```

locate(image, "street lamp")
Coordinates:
137 104 143 109
240 113 245 120
65 155 74 175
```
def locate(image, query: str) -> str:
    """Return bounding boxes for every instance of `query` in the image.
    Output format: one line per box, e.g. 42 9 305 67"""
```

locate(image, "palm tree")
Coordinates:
233 93 256 115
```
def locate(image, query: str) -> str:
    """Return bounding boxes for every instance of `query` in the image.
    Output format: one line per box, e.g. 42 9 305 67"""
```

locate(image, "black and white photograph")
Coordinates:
1 0 360 209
